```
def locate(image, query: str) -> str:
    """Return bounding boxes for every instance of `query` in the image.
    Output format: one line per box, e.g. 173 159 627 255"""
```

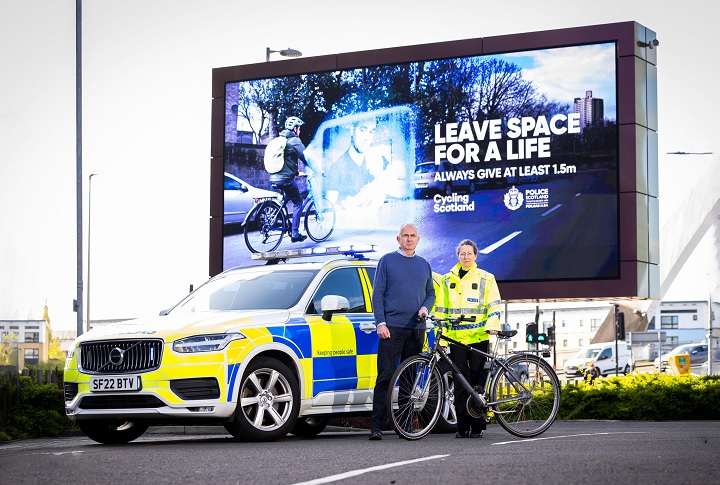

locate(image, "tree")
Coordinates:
48 336 65 361
0 332 18 366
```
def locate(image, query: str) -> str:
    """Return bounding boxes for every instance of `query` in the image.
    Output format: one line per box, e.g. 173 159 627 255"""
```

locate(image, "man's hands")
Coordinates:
377 308 428 340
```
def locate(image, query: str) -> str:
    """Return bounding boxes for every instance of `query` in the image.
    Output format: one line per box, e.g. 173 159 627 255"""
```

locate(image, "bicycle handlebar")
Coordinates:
422 314 518 339
420 314 476 326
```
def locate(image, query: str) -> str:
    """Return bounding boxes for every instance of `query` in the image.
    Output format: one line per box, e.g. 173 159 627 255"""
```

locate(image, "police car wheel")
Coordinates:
432 365 458 433
77 419 149 444
290 416 329 437
225 357 300 442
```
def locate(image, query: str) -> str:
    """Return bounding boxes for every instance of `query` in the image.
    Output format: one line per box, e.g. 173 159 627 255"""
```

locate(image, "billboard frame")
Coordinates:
209 20 659 302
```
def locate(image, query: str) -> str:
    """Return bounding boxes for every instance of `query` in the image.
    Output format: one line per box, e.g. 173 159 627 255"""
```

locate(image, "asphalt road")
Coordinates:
2 420 718 485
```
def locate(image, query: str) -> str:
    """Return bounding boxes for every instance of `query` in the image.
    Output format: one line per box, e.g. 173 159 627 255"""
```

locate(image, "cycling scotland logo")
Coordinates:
504 186 523 211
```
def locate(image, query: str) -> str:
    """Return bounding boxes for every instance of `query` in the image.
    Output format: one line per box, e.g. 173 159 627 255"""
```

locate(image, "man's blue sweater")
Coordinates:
372 250 435 329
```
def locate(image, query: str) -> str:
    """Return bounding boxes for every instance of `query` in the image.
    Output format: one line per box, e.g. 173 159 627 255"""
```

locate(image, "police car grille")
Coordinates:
79 339 164 374
78 395 165 409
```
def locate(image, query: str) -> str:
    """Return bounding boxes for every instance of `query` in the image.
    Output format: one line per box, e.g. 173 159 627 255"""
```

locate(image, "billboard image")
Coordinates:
221 43 618 283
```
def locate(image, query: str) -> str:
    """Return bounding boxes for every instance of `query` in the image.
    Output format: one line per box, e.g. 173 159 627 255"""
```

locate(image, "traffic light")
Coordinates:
525 323 538 343
616 312 625 340
536 333 548 344
546 326 556 346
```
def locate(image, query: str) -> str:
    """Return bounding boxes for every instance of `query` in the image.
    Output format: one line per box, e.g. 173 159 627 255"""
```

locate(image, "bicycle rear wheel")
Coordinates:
388 355 444 440
489 353 560 438
244 202 285 253
304 197 335 242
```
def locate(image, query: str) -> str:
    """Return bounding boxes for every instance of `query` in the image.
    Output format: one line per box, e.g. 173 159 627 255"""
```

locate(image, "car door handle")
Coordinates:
359 322 376 334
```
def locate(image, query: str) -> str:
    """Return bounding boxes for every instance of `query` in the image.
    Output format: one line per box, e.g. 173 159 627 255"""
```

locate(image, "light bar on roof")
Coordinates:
251 244 377 261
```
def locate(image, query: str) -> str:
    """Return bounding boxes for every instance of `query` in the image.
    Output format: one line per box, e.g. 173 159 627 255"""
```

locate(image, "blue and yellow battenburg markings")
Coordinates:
224 262 380 400
282 315 379 397
225 314 380 400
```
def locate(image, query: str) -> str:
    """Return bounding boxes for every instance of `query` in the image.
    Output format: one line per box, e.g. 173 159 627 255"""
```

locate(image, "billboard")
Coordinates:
210 21 659 301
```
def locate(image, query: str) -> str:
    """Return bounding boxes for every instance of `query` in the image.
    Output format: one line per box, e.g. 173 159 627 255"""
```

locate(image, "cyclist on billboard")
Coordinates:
270 116 324 242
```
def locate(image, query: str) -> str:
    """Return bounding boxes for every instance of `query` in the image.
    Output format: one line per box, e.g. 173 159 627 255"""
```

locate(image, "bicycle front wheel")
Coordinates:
244 202 285 253
304 197 335 242
388 355 444 441
489 353 560 438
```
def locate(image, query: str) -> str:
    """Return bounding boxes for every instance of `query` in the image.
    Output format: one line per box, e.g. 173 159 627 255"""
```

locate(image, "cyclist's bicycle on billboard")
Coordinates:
242 174 336 253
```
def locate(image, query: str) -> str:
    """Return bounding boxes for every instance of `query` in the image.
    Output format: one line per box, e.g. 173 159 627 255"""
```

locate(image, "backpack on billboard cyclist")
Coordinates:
263 136 287 174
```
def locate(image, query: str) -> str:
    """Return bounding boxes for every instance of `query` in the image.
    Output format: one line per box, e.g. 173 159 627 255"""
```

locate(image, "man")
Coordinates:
269 116 323 242
326 118 376 207
584 362 600 384
369 223 435 440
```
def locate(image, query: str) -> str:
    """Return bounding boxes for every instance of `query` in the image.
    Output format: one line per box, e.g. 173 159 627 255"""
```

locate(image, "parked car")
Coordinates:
413 160 477 197
223 172 280 225
564 342 634 377
63 246 457 444
654 343 716 369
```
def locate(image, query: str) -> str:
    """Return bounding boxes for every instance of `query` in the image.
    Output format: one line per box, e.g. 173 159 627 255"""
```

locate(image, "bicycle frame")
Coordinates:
241 179 317 230
427 323 536 412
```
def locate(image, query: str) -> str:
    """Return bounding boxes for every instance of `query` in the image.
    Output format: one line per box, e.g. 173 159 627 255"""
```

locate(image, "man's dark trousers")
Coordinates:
370 327 424 431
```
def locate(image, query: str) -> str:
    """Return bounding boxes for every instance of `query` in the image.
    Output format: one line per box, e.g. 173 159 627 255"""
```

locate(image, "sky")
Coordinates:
1 0 718 332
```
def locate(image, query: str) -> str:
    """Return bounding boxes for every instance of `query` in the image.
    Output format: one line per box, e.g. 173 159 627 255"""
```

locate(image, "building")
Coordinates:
647 299 719 354
0 318 52 371
504 302 616 369
573 90 605 130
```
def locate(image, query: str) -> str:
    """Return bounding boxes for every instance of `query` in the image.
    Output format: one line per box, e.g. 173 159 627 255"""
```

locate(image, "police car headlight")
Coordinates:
173 333 245 353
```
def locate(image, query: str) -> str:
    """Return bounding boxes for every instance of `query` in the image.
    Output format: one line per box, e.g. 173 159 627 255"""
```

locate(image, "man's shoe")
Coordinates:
290 234 307 243
468 430 484 438
455 431 468 438
369 430 383 440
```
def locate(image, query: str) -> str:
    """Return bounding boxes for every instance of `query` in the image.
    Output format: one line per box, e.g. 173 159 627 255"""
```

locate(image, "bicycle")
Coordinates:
243 174 336 253
388 314 561 440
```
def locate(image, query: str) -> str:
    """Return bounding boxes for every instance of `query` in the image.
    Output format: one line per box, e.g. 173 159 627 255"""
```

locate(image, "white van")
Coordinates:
564 342 634 377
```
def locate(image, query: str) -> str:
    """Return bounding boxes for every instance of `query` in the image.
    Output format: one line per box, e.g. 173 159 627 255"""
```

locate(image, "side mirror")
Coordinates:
320 295 350 321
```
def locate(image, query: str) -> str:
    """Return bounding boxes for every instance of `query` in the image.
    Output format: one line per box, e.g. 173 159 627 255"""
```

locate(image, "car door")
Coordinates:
224 175 250 224
595 348 614 375
691 345 708 363
305 266 377 407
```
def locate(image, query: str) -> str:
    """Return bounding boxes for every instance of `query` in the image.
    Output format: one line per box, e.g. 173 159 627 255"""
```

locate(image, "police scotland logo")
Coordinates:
503 186 523 211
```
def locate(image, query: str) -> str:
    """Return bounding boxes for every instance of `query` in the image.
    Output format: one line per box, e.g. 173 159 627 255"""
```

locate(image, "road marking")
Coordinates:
291 454 450 485
541 204 562 216
492 431 648 445
479 231 522 254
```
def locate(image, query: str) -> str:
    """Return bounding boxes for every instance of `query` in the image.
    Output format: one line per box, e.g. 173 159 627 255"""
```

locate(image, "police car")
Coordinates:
64 245 455 444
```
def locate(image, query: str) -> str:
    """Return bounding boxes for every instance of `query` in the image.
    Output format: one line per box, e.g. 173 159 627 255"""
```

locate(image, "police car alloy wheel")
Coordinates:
224 357 300 442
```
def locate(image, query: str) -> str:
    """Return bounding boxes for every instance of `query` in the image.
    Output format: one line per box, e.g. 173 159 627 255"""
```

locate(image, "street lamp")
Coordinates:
266 47 302 62
87 173 97 332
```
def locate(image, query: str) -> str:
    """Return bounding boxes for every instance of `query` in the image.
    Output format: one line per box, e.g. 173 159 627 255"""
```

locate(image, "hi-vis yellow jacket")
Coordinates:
434 262 502 344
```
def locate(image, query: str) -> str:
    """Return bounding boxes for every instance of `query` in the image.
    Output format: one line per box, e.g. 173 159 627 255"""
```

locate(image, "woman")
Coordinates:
436 239 502 438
